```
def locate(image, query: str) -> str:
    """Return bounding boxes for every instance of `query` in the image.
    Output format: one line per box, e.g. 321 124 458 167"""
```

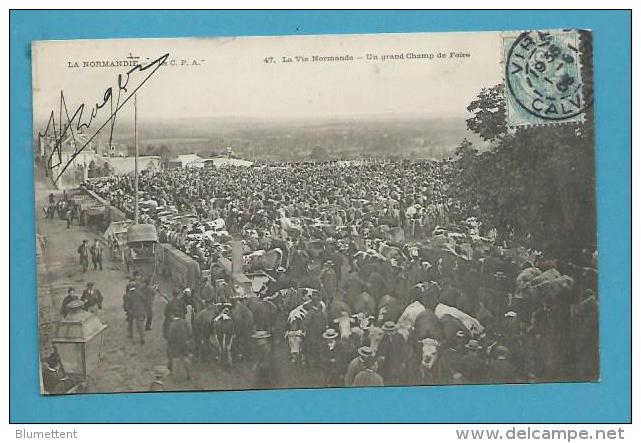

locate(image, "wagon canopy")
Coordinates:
126 224 158 243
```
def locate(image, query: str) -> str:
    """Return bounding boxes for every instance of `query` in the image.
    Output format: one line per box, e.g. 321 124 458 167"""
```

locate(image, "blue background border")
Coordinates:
9 10 631 423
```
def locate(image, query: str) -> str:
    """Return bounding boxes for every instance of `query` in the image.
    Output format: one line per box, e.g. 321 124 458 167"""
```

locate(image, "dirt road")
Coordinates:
36 176 327 394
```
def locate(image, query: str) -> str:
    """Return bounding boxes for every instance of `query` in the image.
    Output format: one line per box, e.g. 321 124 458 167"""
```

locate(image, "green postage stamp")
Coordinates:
502 29 593 127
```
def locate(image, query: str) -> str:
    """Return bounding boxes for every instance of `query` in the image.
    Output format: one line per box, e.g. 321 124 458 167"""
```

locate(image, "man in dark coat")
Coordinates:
41 351 73 394
81 281 103 316
77 240 90 273
199 278 215 305
123 282 147 343
302 293 327 369
66 206 74 229
459 339 487 384
60 287 79 318
345 346 374 386
486 345 518 384
319 261 338 303
164 288 186 338
377 321 407 385
353 359 384 387
166 317 193 380
320 328 342 386
252 331 279 388
90 239 104 271
141 278 157 331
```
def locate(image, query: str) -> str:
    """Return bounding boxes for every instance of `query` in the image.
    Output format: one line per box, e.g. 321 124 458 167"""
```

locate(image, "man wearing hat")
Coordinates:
486 345 518 384
377 321 406 385
302 291 327 369
252 331 279 388
344 346 375 387
459 339 487 384
81 281 103 316
319 260 338 304
60 287 79 318
123 280 147 344
320 328 341 386
77 239 90 273
499 311 526 375
90 238 104 271
166 316 193 380
142 278 158 331
164 288 186 338
199 277 215 305
352 358 384 387
41 351 71 394
440 331 467 377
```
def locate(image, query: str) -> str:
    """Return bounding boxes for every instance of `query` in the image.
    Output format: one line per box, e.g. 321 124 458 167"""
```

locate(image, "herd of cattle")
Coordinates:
185 222 598 387
83 163 599 387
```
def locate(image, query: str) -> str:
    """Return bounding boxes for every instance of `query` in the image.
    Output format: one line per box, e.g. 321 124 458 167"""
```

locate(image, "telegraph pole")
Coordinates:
134 94 139 224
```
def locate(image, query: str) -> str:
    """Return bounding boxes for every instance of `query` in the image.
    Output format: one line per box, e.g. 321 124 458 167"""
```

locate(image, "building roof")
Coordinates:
206 157 254 168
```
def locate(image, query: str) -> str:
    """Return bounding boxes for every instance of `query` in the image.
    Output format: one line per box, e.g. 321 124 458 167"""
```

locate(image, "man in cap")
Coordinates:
344 346 375 387
142 277 158 331
123 280 147 344
90 239 104 271
81 281 103 316
77 239 90 273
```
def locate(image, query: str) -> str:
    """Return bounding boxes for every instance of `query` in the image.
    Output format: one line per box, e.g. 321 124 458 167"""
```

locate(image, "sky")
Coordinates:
31 31 503 128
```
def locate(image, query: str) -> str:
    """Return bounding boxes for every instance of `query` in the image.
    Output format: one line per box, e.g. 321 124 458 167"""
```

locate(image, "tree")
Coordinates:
466 84 507 142
450 77 595 259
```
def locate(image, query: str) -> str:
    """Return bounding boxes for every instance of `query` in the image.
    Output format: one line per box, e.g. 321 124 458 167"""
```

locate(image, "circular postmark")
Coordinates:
506 30 590 122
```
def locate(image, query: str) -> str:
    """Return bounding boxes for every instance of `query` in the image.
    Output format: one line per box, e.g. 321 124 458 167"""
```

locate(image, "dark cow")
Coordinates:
348 291 377 317
414 309 445 342
440 314 471 346
246 297 278 333
192 304 219 360
376 295 404 325
231 300 255 360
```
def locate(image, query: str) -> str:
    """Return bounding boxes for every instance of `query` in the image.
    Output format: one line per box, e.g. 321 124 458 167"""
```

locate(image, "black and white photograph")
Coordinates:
32 30 598 395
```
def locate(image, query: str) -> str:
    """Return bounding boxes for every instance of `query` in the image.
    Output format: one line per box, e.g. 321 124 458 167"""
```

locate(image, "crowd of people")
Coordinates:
79 159 599 388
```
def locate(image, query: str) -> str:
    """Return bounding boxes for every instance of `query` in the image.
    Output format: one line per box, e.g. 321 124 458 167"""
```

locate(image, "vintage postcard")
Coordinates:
32 30 598 395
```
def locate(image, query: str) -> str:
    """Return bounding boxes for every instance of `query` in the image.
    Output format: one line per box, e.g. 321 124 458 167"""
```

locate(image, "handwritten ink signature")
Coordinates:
39 53 170 184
